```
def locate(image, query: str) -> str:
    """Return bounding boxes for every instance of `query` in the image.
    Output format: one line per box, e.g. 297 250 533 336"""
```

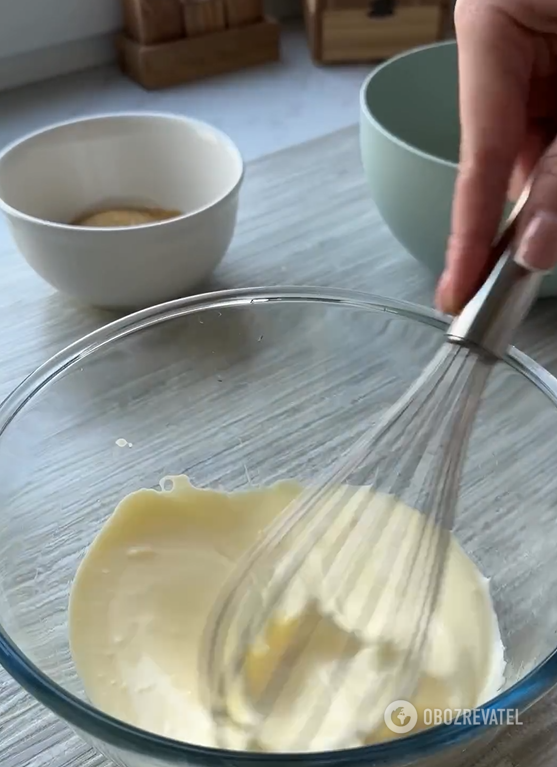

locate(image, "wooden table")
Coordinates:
1 126 557 767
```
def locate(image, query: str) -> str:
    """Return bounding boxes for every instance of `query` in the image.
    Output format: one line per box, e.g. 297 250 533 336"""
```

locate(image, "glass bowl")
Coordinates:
1 287 557 767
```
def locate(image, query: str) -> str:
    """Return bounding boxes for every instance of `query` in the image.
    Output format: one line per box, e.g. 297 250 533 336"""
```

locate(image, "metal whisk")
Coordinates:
201 185 542 753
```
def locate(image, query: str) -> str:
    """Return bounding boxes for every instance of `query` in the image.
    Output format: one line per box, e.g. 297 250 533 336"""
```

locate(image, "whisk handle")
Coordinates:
446 183 546 358
446 257 543 358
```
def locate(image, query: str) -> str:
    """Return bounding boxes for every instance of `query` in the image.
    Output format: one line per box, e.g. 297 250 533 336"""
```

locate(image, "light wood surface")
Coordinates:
303 0 445 63
121 0 185 45
118 18 280 89
326 0 441 9
1 126 557 767
320 6 442 62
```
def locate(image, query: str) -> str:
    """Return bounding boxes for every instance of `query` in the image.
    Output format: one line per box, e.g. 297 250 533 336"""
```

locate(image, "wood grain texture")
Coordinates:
117 18 280 89
121 0 185 45
304 0 444 63
320 6 442 62
326 0 442 10
1 126 557 767
182 0 227 37
223 0 263 29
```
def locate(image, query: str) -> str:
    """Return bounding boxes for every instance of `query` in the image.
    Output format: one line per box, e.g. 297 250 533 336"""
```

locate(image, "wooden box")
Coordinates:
118 17 280 89
183 0 227 37
117 0 280 90
122 0 184 44
304 0 449 63
224 0 263 27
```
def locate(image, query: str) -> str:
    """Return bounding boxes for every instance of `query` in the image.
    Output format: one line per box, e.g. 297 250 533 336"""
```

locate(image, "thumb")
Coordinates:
515 138 557 272
435 2 531 314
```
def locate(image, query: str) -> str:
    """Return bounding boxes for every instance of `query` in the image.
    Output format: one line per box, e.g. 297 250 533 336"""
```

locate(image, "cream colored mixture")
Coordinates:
69 477 505 752
72 206 182 228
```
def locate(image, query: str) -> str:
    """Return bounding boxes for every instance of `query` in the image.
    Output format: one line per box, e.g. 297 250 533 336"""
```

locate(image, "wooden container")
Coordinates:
224 0 263 27
440 0 455 36
304 0 446 63
118 17 280 89
183 0 226 36
121 0 184 44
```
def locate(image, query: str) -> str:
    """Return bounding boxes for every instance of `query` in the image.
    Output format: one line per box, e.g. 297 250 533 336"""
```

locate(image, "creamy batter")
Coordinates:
69 477 505 752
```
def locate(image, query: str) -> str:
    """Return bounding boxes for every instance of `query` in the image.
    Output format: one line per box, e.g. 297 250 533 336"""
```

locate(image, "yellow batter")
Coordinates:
69 477 505 752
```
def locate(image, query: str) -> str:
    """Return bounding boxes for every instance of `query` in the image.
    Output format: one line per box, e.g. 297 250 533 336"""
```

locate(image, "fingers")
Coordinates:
508 128 549 201
515 135 557 271
511 73 557 198
435 0 534 314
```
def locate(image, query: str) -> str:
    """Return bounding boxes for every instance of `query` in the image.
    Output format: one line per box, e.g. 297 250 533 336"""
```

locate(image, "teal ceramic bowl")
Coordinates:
359 40 557 298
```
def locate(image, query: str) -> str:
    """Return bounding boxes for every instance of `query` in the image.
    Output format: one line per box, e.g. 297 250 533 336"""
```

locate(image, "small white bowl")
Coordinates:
0 113 244 309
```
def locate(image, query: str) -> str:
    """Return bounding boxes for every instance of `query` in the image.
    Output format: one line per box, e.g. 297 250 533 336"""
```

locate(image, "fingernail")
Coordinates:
515 211 557 272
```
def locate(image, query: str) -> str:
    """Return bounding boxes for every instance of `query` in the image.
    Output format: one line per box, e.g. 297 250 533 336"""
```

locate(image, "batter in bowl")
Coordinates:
72 206 182 227
69 476 505 752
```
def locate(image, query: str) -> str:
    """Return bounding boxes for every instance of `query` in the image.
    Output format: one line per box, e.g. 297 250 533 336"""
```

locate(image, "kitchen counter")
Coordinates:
0 25 369 166
1 125 557 767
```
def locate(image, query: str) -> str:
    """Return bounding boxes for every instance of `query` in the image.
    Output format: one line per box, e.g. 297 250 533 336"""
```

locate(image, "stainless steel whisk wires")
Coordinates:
201 345 492 752
201 183 543 752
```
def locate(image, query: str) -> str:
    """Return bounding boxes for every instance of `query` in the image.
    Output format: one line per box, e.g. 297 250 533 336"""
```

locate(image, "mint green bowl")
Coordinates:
360 40 557 297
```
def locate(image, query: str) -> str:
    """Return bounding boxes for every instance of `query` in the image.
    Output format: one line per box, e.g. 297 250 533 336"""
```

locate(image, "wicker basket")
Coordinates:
304 0 451 63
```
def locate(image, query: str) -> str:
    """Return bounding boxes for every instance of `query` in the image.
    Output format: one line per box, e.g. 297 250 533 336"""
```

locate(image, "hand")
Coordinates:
436 0 557 315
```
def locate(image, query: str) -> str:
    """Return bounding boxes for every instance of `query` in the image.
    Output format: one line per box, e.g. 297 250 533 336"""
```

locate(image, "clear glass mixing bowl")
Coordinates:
1 287 557 767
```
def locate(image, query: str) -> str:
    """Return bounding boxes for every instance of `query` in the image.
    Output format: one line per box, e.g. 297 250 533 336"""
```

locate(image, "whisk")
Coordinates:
201 184 543 753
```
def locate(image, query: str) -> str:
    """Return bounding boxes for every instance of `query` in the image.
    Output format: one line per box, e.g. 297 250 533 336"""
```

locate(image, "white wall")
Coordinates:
0 0 301 91
0 0 122 58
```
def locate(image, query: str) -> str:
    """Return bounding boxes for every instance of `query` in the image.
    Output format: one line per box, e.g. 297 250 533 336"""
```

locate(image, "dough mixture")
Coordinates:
69 477 505 752
72 206 182 228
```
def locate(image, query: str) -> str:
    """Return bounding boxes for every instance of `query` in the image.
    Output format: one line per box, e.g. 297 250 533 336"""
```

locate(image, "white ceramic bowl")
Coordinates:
0 113 244 309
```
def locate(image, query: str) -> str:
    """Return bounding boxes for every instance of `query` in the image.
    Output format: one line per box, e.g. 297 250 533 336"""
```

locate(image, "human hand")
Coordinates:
436 0 557 315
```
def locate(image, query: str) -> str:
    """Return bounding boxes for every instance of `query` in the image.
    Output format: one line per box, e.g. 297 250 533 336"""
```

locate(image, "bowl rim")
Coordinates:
359 40 458 171
1 285 556 765
0 111 245 232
